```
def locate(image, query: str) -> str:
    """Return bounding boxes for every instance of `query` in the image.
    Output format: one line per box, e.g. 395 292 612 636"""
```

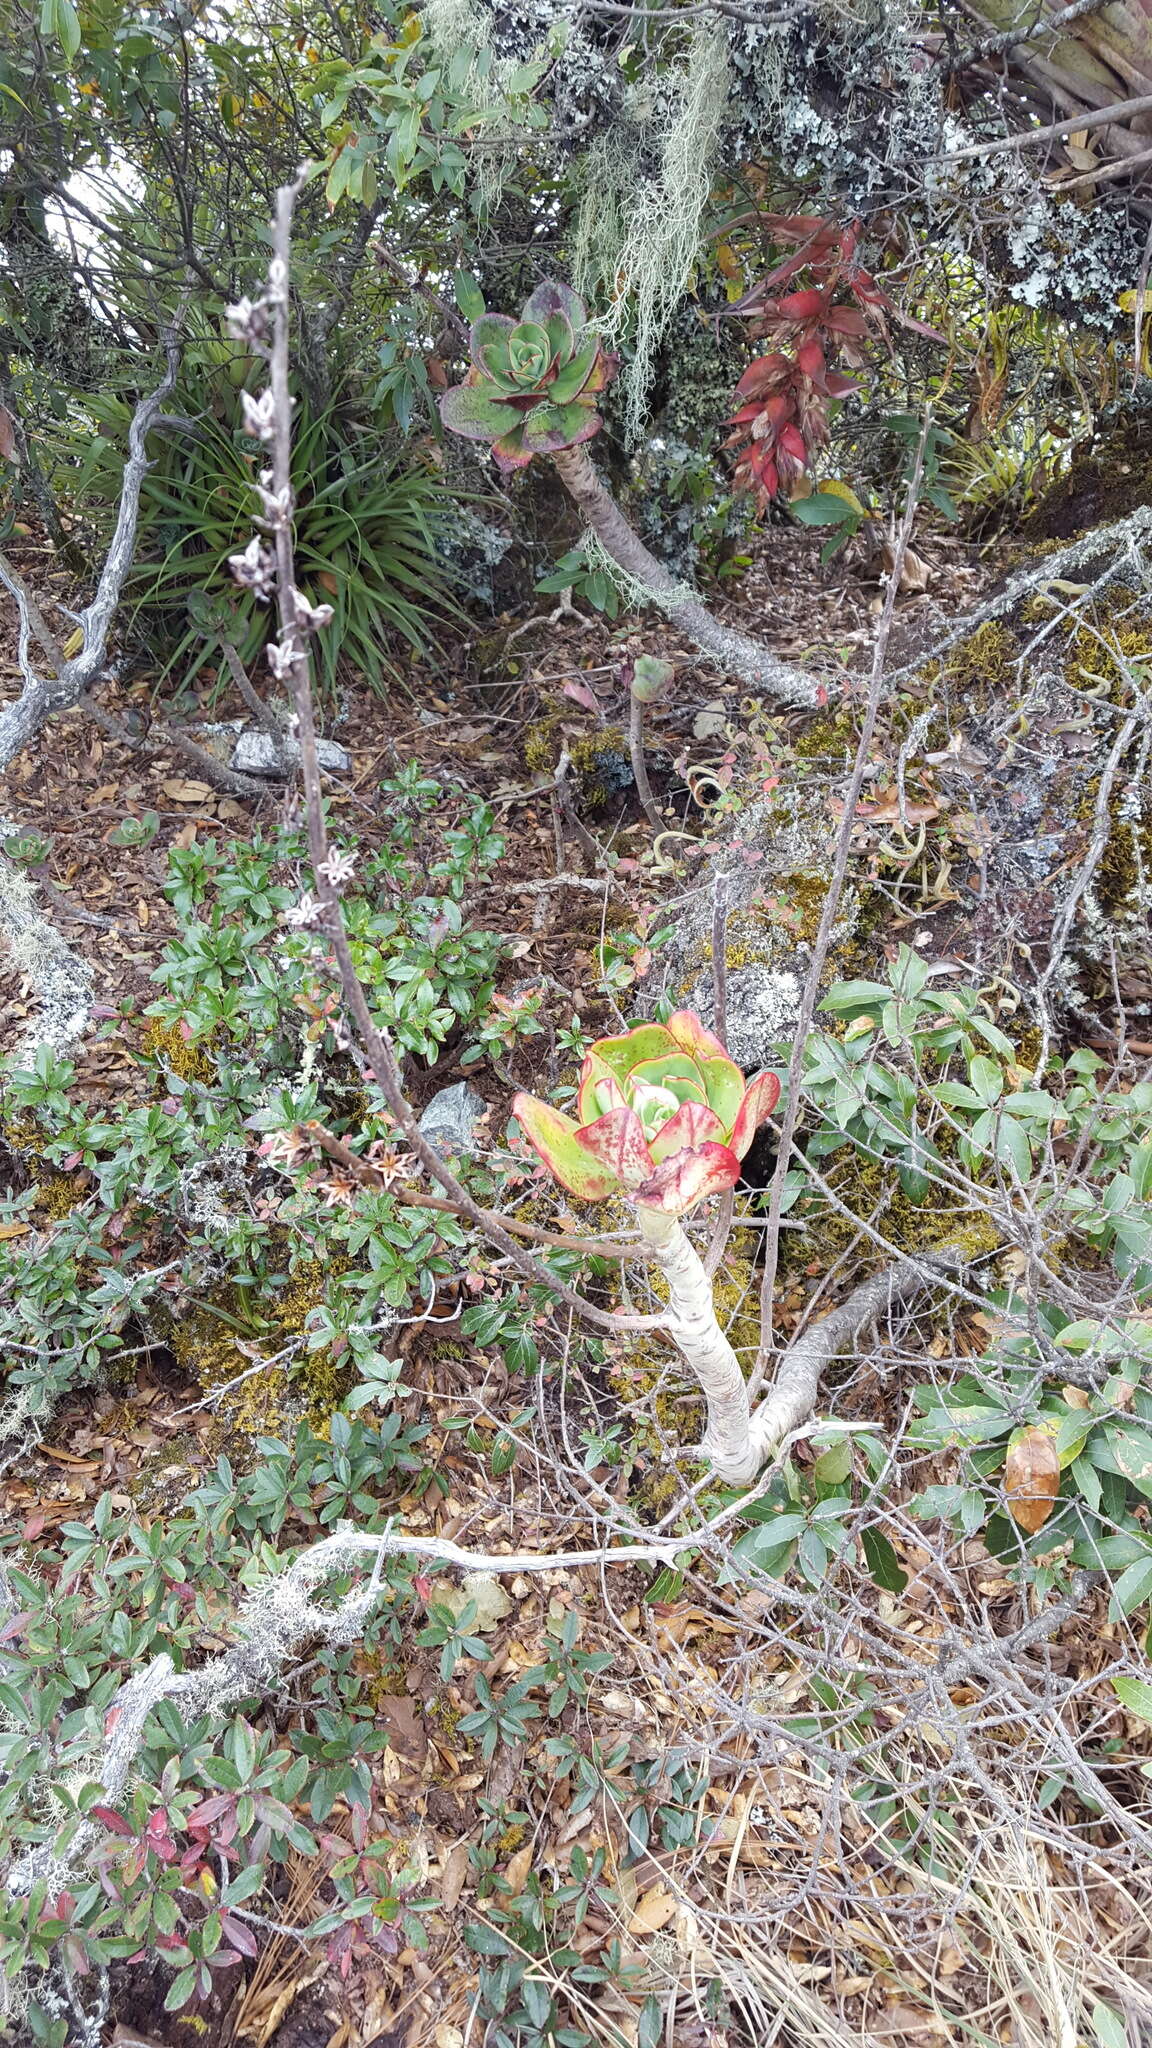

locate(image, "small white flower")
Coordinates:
318 848 358 887
240 389 278 442
227 534 276 601
255 469 294 528
224 295 269 343
266 640 295 680
267 256 288 303
291 586 335 633
282 892 322 928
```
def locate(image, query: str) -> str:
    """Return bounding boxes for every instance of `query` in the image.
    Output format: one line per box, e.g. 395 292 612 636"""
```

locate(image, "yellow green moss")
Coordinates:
942 622 1020 708
168 1255 354 1440
522 717 630 806
142 1017 215 1084
32 1173 86 1220
781 1145 1002 1275
1066 620 1152 699
791 713 855 759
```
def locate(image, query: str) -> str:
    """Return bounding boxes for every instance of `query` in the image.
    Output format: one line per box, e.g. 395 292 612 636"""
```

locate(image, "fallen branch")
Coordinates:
1 1517 684 1901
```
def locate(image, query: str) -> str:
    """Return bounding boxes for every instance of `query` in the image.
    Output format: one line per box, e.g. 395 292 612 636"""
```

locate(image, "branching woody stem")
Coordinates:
551 445 819 708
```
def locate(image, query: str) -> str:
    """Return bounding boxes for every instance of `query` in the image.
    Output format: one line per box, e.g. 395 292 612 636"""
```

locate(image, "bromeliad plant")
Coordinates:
513 1012 783 1484
438 282 617 472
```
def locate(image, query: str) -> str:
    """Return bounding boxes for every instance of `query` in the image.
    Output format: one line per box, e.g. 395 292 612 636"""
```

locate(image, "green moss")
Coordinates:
32 1172 85 1220
782 1144 1001 1275
791 713 855 759
522 716 631 806
167 1254 354 1440
142 1017 215 1084
943 622 1020 708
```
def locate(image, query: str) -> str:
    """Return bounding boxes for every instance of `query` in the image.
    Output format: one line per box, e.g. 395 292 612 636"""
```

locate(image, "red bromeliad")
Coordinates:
722 215 942 507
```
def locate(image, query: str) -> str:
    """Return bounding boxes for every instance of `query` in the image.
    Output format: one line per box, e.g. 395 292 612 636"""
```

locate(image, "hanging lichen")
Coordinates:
573 20 731 443
420 0 539 212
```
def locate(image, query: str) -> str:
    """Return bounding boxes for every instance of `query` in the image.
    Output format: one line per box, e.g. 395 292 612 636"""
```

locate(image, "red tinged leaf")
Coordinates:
734 353 791 396
823 306 869 336
777 287 829 320
729 1070 782 1159
185 1794 237 1828
574 1105 654 1188
90 1806 133 1837
511 1093 620 1201
778 423 808 462
665 1010 732 1063
634 1142 742 1215
647 1098 726 1164
763 213 834 241
797 337 825 378
220 1915 260 1959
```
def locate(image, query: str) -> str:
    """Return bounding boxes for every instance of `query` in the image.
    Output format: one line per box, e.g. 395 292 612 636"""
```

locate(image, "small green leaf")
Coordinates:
453 271 486 322
1091 2001 1128 2048
861 1526 908 1593
790 492 860 528
1110 1674 1152 1723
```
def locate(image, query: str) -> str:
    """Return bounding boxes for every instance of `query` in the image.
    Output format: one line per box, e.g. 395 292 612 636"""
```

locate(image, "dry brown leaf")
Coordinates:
440 1841 470 1912
627 1884 678 1935
504 1842 533 1894
0 1223 30 1240
1004 1424 1060 1533
0 406 17 464
1063 1384 1090 1410
161 778 214 803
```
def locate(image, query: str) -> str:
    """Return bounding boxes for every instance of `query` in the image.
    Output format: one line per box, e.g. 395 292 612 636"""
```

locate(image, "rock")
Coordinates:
418 1081 488 1157
0 844 93 1068
683 964 803 1070
647 782 858 1066
433 1572 513 1632
229 728 350 777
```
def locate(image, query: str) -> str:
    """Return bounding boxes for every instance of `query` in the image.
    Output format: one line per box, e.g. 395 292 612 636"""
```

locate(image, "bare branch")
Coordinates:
0 338 182 773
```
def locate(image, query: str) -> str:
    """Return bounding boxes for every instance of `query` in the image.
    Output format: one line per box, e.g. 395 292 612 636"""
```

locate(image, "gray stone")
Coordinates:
230 729 350 777
418 1081 488 1157
682 965 803 1071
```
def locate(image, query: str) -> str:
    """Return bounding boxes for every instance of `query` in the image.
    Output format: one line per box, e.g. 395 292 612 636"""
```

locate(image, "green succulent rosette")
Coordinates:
513 1011 781 1216
438 281 617 472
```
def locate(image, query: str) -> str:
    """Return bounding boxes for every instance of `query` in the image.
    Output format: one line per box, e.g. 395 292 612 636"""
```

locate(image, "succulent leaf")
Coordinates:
634 1143 742 1214
522 280 587 328
511 1094 619 1199
439 280 614 469
469 313 517 368
439 385 520 440
730 1070 781 1159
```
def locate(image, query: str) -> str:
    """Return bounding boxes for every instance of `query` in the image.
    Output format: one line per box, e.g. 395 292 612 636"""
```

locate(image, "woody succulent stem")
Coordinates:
636 1207 760 1484
551 446 818 709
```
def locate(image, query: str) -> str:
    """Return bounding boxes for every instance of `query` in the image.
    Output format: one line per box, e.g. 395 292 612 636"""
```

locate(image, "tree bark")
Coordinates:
551 444 820 709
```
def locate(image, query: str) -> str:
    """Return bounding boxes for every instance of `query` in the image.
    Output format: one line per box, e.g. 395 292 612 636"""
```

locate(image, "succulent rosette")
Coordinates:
512 1012 780 1217
438 281 617 473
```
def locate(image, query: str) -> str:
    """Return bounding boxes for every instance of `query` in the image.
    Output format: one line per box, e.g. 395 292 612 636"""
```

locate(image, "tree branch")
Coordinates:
550 446 819 709
0 338 182 773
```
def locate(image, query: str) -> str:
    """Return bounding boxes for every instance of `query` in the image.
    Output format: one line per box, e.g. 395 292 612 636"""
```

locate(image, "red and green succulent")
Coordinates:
512 1012 780 1217
438 280 617 472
